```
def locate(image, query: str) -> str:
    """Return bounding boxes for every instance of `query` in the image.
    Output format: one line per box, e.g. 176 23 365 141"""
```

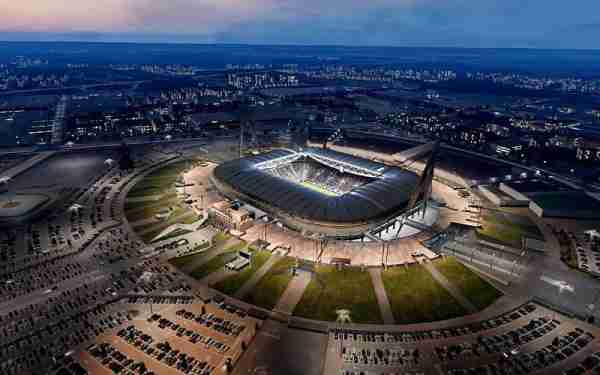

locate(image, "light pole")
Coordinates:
587 289 600 323
510 259 519 278
69 203 83 212
553 281 574 320
0 176 12 204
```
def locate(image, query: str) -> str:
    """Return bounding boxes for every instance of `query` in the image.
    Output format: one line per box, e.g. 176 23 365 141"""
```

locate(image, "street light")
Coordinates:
553 281 574 319
68 203 83 213
104 158 115 167
0 176 13 204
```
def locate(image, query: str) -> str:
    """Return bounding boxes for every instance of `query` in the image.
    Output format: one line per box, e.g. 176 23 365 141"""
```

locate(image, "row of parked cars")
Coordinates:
115 325 217 375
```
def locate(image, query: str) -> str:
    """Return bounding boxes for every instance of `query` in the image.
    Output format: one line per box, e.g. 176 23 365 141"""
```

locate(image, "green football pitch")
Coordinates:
300 180 340 196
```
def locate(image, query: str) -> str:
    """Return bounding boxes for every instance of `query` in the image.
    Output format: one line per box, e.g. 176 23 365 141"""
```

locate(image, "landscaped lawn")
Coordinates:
213 250 272 295
124 160 202 243
124 193 177 211
188 242 247 280
433 257 502 310
242 256 295 310
212 232 231 244
382 264 467 324
127 161 189 198
293 265 382 324
125 197 180 222
137 208 198 243
169 245 210 269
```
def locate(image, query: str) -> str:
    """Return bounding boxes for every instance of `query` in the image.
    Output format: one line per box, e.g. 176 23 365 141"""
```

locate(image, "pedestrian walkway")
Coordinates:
234 255 280 299
423 262 477 314
273 272 312 315
368 268 395 324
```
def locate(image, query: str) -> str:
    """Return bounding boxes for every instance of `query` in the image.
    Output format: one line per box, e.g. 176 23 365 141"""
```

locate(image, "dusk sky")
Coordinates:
1 0 600 48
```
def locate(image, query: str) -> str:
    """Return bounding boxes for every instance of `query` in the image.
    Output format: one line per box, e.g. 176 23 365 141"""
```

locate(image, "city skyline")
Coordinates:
1 0 600 49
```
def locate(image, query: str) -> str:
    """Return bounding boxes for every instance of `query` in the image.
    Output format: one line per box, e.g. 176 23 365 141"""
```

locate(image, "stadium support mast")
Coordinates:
323 128 344 150
392 141 439 239
239 104 258 157
407 140 439 218
239 120 245 158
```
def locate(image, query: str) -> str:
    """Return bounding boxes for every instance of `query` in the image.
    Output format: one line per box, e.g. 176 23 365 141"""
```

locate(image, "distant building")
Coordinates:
209 201 254 232
495 142 523 156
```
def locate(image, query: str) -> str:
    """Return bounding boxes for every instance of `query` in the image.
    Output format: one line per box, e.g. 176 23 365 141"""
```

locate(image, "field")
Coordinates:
433 257 503 310
187 242 247 280
477 209 543 248
212 250 272 295
382 264 467 324
300 180 339 196
242 256 295 310
127 161 189 198
167 242 212 268
293 265 382 324
124 160 199 243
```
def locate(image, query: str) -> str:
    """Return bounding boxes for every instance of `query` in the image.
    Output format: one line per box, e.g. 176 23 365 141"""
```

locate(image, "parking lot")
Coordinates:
76 299 259 375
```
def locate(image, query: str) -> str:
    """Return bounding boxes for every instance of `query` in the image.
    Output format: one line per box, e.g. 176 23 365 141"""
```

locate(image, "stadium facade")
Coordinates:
211 148 421 239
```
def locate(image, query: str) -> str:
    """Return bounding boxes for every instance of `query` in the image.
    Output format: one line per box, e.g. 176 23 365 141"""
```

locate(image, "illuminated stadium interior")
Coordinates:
212 148 422 239
263 156 374 196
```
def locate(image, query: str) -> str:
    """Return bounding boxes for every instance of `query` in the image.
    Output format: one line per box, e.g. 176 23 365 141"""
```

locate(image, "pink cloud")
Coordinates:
0 0 422 34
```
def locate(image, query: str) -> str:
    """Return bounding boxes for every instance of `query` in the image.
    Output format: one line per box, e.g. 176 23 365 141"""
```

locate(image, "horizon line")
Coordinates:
0 34 599 52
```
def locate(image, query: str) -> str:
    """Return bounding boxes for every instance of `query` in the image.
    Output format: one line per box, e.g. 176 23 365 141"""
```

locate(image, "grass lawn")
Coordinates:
139 228 168 244
167 242 219 268
433 257 502 310
128 161 188 198
136 210 197 243
212 232 231 244
124 193 178 210
293 265 382 324
125 194 198 244
124 197 180 223
213 250 272 295
242 257 295 310
382 264 467 324
188 242 247 280
477 210 542 248
169 251 205 269
150 228 193 243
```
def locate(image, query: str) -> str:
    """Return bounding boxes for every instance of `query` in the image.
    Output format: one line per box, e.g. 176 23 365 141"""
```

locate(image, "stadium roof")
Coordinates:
213 148 419 223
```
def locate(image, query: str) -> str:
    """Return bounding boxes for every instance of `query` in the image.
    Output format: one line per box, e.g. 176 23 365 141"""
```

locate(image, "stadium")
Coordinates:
211 147 426 239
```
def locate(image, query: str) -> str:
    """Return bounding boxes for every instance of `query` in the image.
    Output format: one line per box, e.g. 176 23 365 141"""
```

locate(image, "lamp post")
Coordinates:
553 281 574 320
0 176 13 204
587 289 600 323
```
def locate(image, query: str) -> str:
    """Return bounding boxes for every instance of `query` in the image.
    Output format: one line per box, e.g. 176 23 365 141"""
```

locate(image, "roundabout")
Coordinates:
0 192 49 218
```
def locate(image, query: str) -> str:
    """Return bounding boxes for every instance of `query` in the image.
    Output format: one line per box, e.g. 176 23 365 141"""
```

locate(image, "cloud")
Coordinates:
0 0 599 48
0 0 132 32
